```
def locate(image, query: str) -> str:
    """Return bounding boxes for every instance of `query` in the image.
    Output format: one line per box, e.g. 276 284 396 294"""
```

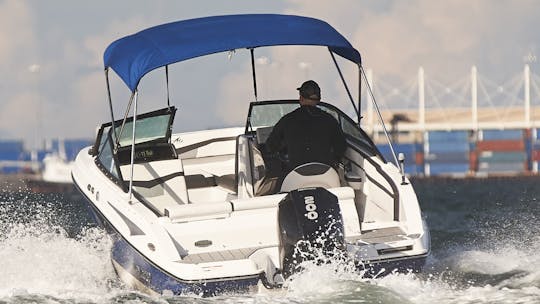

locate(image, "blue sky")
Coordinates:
1 0 539 148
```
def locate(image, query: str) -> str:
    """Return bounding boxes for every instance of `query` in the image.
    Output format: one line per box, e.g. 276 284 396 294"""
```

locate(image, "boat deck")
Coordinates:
177 246 270 264
174 226 409 265
347 226 408 244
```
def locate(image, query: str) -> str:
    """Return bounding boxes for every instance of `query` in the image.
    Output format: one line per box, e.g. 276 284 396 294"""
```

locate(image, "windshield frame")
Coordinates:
245 100 384 160
91 107 176 156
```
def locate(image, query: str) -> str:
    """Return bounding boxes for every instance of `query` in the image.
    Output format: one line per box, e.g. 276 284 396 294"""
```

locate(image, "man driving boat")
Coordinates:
266 80 347 174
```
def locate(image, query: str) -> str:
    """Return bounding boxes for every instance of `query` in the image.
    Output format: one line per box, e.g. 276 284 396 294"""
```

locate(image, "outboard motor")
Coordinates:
278 187 345 278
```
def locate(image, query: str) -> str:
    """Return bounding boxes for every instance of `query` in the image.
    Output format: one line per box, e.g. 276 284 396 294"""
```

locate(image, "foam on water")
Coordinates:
0 193 130 303
283 261 411 304
374 230 540 303
0 221 120 300
1 177 539 303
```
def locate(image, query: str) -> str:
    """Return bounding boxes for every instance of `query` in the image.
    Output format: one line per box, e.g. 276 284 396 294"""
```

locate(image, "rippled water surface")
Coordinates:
0 176 539 303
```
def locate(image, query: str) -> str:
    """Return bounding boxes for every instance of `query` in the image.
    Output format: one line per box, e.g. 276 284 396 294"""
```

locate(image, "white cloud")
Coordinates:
28 64 40 73
211 0 540 115
0 0 35 67
0 92 40 141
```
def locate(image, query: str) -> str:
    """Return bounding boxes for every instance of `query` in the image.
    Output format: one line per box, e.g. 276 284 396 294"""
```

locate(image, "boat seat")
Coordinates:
120 158 189 215
185 174 214 189
215 174 236 192
184 174 236 192
280 162 340 192
164 202 232 222
249 141 280 196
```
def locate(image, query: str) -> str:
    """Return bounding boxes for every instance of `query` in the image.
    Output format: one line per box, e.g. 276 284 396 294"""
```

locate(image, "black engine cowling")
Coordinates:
277 187 345 278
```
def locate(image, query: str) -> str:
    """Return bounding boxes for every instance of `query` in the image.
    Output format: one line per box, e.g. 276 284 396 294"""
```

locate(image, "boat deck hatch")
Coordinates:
176 246 266 264
349 226 408 244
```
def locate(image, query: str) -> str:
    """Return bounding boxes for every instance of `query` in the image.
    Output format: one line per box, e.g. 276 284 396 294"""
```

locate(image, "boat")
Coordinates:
26 140 78 194
25 154 75 193
72 14 430 296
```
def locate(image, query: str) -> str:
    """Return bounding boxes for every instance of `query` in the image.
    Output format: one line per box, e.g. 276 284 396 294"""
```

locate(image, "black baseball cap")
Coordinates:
297 80 321 100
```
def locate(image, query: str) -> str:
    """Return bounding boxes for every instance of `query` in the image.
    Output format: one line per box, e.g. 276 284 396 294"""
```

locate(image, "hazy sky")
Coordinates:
1 0 539 148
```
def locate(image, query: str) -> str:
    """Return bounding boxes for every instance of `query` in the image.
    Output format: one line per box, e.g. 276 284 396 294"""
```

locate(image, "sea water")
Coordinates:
0 177 538 304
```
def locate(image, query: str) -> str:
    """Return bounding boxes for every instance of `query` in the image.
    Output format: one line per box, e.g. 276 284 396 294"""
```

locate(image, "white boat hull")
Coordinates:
72 126 430 296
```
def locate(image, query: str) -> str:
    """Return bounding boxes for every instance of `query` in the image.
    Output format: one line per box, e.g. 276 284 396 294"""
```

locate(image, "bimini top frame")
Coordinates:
100 14 401 199
103 14 365 138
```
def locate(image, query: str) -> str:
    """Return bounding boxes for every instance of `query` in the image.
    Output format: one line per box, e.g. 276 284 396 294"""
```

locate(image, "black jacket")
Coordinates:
266 105 346 171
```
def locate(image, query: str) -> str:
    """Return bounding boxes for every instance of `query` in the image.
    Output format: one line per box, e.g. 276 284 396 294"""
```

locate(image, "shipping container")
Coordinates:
426 130 470 143
478 151 527 163
424 152 469 164
481 129 525 141
423 131 470 176
0 140 24 153
531 150 540 162
476 140 525 152
477 162 527 173
404 164 424 175
0 151 23 161
426 142 470 153
426 163 470 177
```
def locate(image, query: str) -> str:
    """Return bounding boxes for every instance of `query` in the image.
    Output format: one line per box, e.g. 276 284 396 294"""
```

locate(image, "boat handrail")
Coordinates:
345 140 400 221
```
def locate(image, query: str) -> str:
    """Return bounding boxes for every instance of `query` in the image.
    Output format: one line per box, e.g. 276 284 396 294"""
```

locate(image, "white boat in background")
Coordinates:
41 154 73 184
72 14 430 296
26 140 76 193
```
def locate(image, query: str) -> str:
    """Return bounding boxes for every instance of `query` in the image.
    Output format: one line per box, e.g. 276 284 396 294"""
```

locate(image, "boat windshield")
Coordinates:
249 103 299 129
115 108 175 148
248 101 380 157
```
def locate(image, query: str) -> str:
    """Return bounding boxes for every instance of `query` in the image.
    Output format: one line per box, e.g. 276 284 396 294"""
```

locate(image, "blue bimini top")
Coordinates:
104 14 362 91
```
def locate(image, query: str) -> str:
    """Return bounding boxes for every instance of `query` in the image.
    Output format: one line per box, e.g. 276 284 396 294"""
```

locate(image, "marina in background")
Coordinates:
367 64 540 177
0 138 92 192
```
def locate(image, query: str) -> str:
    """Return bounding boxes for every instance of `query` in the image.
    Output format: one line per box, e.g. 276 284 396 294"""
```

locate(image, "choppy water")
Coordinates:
0 176 539 303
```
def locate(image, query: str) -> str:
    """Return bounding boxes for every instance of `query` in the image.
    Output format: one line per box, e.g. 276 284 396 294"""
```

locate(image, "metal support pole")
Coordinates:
128 90 139 203
358 65 362 125
329 50 359 120
471 66 478 131
361 65 400 168
418 67 425 131
365 68 374 135
105 68 118 143
116 92 136 148
250 48 258 101
165 65 171 108
525 64 531 126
